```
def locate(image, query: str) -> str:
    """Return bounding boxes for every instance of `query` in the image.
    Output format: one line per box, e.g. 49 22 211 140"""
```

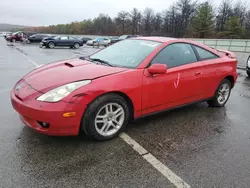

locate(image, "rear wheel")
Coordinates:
207 79 231 107
81 94 130 140
74 43 80 49
48 42 55 48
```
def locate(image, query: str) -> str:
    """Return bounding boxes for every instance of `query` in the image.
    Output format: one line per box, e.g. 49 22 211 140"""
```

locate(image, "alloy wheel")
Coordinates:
94 103 125 137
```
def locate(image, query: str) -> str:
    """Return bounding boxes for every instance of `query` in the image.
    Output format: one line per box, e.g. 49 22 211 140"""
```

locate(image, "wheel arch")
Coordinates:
224 75 235 88
86 91 135 120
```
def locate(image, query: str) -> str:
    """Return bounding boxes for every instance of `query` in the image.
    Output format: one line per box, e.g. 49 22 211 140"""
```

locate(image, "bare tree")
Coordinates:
232 1 248 25
130 8 141 34
152 13 162 35
216 0 233 32
116 11 129 34
176 0 197 37
244 11 250 37
142 7 155 36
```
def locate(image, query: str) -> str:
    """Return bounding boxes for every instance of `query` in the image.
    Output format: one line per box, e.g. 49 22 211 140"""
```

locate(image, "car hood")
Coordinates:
23 58 128 93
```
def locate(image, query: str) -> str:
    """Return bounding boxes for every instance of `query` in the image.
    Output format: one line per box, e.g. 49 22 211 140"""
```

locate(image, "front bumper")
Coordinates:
11 90 86 136
39 42 47 47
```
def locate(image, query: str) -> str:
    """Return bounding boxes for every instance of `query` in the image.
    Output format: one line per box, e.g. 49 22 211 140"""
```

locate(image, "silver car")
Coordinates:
86 37 111 47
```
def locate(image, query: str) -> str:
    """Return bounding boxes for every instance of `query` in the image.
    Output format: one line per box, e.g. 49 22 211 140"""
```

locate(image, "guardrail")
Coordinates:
187 38 250 53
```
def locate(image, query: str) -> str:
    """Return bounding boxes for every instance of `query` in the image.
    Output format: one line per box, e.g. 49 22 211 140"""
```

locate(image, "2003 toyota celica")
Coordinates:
11 37 238 140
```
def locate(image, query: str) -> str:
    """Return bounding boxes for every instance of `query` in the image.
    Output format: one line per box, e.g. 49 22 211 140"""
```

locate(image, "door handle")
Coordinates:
195 72 202 76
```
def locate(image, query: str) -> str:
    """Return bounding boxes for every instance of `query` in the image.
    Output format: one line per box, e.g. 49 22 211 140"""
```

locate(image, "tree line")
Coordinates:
25 0 250 39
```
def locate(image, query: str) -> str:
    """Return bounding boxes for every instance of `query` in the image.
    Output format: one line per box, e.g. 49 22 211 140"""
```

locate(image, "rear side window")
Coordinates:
61 36 68 40
193 45 219 60
151 43 198 68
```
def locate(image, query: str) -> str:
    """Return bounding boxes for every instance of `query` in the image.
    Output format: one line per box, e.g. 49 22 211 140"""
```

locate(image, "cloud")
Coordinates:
0 0 220 26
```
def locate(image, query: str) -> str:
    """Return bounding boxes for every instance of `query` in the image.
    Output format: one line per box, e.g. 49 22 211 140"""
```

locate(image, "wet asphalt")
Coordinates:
0 37 250 188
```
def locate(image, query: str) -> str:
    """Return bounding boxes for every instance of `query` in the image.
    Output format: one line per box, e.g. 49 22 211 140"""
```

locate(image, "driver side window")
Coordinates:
151 43 198 68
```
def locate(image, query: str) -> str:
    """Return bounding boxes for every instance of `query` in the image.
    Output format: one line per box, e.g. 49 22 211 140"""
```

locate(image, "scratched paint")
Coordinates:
174 73 180 89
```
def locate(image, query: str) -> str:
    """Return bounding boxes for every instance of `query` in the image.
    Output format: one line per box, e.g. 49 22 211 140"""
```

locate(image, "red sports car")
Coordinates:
11 37 238 140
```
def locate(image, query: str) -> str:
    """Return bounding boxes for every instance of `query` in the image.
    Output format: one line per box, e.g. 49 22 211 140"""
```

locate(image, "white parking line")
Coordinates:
19 52 39 67
14 46 39 67
12 46 190 187
120 133 191 188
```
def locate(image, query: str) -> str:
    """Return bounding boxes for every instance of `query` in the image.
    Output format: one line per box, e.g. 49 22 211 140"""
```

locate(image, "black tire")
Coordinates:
11 39 16 43
81 93 130 141
48 42 55 49
74 43 80 49
207 79 232 107
247 70 250 77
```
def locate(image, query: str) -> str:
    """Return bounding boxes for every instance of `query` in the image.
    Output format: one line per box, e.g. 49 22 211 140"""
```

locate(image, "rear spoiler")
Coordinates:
216 49 236 59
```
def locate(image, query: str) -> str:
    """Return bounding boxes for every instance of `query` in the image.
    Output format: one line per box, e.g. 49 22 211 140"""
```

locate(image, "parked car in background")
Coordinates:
247 55 250 77
109 36 119 44
40 35 84 49
11 37 238 140
5 31 25 42
110 35 141 44
86 37 111 47
28 34 52 43
79 37 92 44
3 32 13 39
5 31 36 42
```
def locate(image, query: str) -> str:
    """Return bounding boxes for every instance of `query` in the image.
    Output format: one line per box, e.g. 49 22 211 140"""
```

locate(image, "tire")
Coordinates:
247 70 250 77
207 79 232 107
48 42 55 48
74 43 80 49
81 93 130 141
11 39 16 43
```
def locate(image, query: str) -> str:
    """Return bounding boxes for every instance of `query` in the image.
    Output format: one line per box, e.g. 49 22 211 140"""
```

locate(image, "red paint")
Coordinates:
11 37 238 136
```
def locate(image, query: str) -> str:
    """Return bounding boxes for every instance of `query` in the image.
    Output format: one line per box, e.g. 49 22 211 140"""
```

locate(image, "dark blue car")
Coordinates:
40 36 84 49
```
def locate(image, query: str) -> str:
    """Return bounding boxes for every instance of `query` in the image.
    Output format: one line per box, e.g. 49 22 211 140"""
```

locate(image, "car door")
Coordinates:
191 45 222 99
57 36 69 46
141 42 204 115
68 37 76 46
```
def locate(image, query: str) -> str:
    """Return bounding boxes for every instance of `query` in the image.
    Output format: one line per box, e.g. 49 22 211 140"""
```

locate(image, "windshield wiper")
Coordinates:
89 58 113 67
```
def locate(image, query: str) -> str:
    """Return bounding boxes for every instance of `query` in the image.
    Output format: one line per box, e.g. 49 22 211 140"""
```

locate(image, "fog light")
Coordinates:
37 121 50 128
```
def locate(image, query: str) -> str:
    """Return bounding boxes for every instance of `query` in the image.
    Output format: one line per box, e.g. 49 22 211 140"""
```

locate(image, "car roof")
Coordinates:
133 36 224 58
135 36 177 43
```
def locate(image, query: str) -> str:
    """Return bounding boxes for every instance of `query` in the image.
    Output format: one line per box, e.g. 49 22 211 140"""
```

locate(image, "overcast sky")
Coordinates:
1 0 221 26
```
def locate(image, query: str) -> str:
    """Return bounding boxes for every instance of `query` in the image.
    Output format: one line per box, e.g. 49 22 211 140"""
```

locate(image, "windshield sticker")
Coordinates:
140 42 159 47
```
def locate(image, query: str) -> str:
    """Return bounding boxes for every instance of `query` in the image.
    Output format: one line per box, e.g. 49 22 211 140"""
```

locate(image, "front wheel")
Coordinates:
48 42 55 49
247 70 250 77
207 79 231 107
81 94 130 140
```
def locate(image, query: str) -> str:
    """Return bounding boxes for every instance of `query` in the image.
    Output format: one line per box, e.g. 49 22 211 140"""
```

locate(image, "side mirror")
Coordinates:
147 63 167 74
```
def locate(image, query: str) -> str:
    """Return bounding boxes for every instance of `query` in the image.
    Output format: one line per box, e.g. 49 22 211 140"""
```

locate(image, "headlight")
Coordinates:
36 80 91 102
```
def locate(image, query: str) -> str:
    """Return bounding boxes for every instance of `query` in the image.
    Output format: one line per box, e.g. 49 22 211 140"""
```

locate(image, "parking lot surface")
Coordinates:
1 37 250 188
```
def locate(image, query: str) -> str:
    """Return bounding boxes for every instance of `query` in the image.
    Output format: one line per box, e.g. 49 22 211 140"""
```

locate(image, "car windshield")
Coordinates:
89 39 161 68
12 32 20 35
54 36 61 39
